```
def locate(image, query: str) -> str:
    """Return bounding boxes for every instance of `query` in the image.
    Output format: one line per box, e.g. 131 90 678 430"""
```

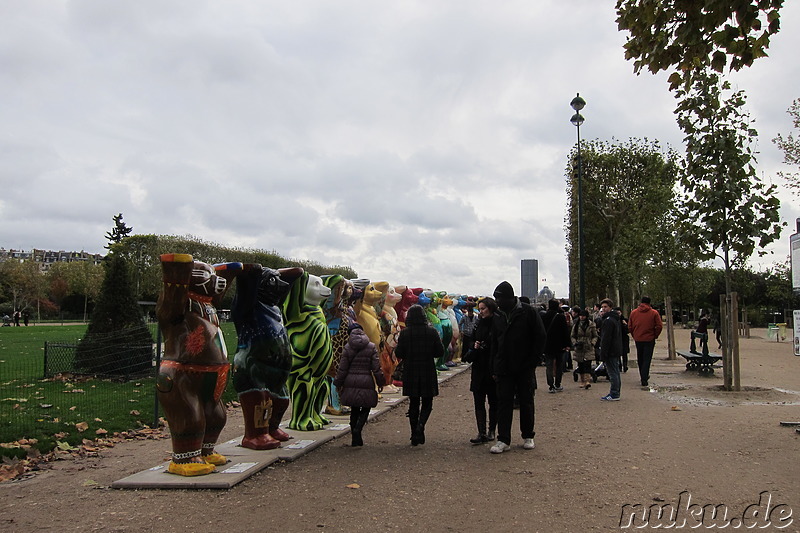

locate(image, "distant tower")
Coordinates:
520 259 538 301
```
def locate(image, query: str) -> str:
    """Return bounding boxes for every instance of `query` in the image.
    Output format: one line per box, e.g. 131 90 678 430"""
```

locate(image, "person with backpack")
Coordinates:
571 309 598 389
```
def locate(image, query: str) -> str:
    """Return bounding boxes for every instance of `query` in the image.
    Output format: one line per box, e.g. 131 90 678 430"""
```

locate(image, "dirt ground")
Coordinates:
2 328 799 532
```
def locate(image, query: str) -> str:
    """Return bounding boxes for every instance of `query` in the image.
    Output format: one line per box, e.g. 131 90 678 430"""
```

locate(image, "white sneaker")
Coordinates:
490 441 511 454
522 438 535 450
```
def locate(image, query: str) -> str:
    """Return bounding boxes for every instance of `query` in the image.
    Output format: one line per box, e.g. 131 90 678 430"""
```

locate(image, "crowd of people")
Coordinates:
2 309 29 326
333 280 664 453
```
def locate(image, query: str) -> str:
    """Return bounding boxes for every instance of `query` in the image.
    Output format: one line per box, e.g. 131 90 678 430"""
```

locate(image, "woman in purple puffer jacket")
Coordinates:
334 323 385 446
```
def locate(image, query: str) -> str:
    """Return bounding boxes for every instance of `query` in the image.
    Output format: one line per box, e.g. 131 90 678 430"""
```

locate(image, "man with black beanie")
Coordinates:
489 281 547 454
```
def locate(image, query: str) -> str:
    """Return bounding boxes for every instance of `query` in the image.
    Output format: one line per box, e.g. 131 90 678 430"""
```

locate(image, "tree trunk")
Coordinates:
720 294 731 391
665 296 676 360
731 292 741 391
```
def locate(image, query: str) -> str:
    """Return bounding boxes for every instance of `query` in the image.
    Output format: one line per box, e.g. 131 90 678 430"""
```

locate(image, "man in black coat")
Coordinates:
489 281 546 454
542 299 571 393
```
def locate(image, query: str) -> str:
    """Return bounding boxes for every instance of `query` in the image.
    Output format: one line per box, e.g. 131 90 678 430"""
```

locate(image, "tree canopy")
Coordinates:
616 0 784 89
565 138 680 309
675 71 784 288
104 213 133 249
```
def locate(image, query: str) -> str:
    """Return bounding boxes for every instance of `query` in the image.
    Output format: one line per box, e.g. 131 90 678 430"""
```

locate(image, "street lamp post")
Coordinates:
570 93 586 309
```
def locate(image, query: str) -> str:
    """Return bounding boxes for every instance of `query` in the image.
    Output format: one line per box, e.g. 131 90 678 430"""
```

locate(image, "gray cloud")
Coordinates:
1 0 798 297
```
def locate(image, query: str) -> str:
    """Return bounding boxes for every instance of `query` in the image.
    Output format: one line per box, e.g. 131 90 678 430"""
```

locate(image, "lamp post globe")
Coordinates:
570 94 586 111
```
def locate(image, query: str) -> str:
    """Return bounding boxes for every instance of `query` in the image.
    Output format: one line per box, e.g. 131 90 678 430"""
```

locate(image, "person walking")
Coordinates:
464 297 499 444
489 281 546 454
571 309 598 389
627 296 663 388
334 323 385 447
394 304 444 446
599 299 623 401
542 299 571 393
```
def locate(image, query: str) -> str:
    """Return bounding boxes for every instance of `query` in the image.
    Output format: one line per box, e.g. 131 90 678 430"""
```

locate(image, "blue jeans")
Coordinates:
635 340 656 385
605 356 621 398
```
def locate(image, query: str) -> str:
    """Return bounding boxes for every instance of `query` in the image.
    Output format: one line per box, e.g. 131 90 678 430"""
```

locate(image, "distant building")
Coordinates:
536 286 555 306
520 259 538 301
0 248 104 272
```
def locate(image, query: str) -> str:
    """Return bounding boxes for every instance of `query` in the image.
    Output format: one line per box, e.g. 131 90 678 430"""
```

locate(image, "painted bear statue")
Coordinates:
156 254 240 476
231 264 304 450
283 272 333 431
322 274 354 416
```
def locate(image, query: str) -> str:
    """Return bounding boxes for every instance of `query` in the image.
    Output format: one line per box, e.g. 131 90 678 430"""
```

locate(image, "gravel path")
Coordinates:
2 328 799 532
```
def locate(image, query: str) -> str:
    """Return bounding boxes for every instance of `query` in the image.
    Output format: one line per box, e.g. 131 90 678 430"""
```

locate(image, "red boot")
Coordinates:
268 395 293 442
239 391 281 450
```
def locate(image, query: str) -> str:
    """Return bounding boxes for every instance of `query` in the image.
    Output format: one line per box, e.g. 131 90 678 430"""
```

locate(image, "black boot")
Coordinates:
417 408 431 445
409 414 420 446
470 408 487 444
350 409 368 447
355 410 369 446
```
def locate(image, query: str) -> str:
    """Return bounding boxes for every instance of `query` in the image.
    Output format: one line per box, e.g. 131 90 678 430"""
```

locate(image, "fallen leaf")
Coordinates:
346 483 361 489
0 463 24 482
93 418 102 422
95 428 108 436
671 406 682 411
69 406 77 411
56 441 77 451
75 422 89 432
130 410 140 416
82 479 99 486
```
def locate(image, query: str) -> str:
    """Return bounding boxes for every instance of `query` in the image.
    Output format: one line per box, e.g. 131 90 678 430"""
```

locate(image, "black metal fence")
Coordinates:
0 322 239 449
0 324 164 447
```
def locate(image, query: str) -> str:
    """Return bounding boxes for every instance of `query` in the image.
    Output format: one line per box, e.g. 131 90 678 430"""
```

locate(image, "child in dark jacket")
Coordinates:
334 323 385 446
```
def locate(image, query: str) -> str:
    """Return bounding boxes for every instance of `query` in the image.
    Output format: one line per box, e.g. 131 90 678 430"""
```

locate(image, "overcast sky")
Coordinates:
1 1 799 299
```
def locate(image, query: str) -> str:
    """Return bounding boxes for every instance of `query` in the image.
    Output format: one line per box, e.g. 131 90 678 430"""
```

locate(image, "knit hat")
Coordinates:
493 281 514 298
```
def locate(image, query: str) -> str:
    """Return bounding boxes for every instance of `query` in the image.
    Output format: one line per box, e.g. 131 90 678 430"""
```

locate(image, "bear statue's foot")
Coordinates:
241 433 281 450
325 405 344 416
289 419 324 431
168 461 216 477
202 452 228 465
269 427 293 442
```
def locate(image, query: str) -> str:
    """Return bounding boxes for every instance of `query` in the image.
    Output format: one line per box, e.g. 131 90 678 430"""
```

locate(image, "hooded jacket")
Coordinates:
628 303 663 343
334 327 384 408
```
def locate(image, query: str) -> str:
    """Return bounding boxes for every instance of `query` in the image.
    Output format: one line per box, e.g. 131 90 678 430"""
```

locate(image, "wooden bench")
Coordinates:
676 331 721 373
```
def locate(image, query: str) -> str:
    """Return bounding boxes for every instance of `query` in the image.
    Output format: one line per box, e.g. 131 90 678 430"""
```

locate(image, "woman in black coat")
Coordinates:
465 297 499 444
334 324 385 446
394 304 444 445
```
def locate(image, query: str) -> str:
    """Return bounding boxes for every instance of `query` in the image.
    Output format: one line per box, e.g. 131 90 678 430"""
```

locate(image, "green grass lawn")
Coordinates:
0 322 239 457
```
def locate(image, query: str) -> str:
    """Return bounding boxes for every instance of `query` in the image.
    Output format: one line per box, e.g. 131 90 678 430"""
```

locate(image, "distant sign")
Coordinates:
794 310 800 356
792 225 800 293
